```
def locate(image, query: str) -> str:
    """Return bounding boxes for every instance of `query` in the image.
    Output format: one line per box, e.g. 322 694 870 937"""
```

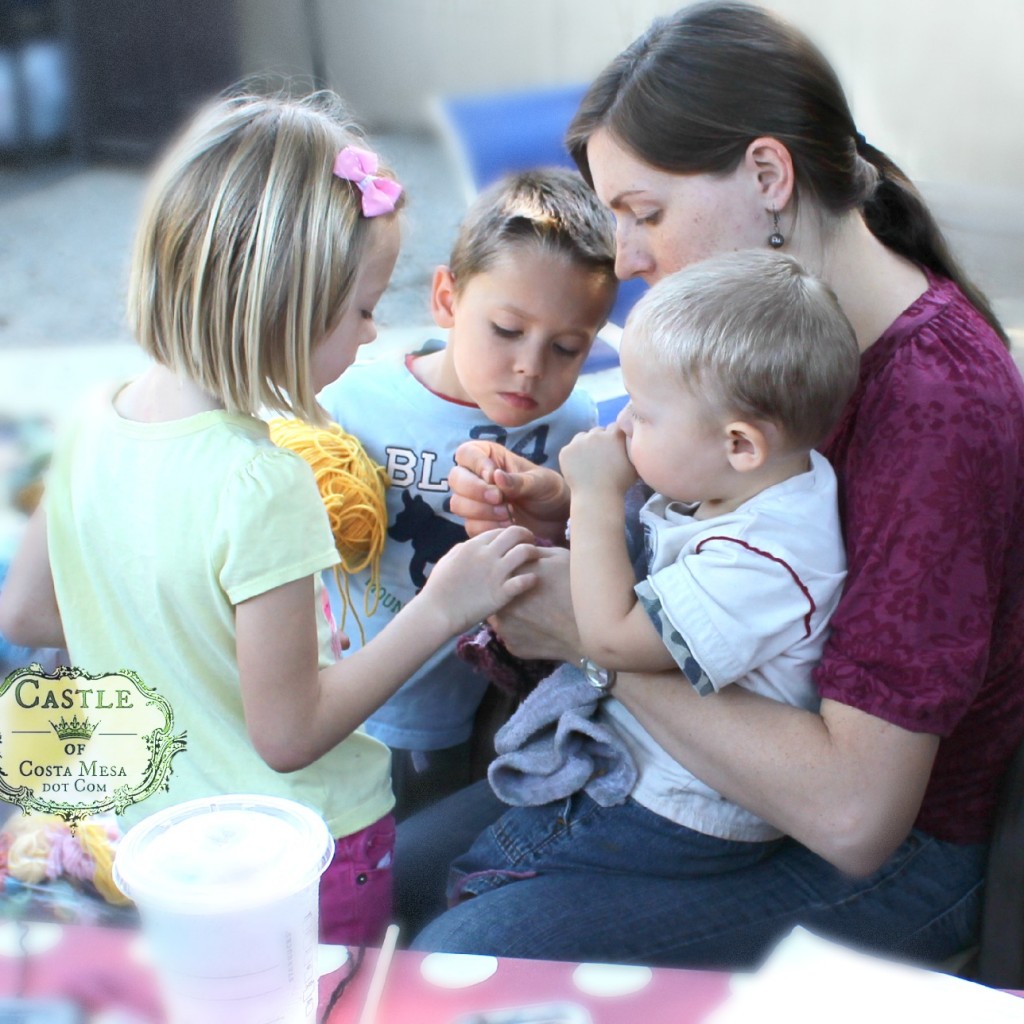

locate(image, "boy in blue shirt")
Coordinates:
320 168 617 819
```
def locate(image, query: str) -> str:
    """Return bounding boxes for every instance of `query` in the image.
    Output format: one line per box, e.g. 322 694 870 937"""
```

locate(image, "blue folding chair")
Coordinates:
436 83 588 202
434 84 644 422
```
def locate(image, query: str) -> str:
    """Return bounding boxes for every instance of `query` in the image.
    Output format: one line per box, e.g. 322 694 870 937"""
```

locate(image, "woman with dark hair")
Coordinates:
398 1 1024 967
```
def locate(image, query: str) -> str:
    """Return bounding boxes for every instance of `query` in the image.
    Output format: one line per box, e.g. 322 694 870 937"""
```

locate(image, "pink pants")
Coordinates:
319 814 396 945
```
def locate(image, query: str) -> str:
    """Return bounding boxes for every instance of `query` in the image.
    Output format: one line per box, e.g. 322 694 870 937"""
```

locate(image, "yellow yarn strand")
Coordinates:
269 418 389 646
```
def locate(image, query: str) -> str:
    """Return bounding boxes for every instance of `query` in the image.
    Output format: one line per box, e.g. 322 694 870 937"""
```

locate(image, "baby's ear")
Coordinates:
430 266 457 329
724 421 768 472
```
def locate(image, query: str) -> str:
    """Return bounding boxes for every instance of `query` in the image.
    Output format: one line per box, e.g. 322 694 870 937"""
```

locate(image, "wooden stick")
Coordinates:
357 923 400 1024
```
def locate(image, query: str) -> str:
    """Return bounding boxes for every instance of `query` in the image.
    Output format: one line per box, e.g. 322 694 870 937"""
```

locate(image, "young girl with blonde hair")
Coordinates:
0 90 538 943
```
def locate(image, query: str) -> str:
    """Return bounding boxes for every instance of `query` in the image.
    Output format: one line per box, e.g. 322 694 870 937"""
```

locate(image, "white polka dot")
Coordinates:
420 952 499 988
126 932 153 967
0 921 63 957
318 943 350 976
572 962 652 997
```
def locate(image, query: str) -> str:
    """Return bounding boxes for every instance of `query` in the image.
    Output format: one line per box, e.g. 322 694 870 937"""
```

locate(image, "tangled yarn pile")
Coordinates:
268 419 389 643
0 813 129 906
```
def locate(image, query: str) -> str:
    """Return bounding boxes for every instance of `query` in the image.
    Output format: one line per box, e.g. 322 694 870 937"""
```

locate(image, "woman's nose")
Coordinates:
615 228 652 281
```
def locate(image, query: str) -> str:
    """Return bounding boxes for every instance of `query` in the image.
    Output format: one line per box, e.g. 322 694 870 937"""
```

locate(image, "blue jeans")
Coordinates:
394 779 506 936
407 788 986 969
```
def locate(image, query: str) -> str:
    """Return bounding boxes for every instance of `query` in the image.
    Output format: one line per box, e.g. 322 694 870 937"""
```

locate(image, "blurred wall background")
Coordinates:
231 0 1023 317
239 0 1023 194
4 0 1020 194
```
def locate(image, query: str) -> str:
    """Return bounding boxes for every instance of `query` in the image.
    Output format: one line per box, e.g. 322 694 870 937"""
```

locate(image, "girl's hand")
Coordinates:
448 440 570 542
560 424 637 497
423 525 540 633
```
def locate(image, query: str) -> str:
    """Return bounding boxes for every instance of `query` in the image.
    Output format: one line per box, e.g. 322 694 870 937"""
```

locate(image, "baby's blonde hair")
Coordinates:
627 251 860 450
128 89 402 424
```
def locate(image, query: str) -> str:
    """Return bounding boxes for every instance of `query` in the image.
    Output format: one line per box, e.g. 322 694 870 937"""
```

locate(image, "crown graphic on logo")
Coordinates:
49 715 98 741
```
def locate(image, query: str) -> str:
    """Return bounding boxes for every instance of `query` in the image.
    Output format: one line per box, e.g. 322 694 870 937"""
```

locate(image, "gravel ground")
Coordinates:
0 129 464 355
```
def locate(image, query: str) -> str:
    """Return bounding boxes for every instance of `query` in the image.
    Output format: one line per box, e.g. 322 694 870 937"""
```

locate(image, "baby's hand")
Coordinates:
560 425 637 495
422 526 539 634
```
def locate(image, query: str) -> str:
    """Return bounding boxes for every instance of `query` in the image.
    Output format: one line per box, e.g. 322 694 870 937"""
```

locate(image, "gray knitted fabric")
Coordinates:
488 663 637 807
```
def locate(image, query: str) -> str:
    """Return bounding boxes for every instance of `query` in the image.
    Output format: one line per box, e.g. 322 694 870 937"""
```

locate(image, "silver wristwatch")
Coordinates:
579 656 617 693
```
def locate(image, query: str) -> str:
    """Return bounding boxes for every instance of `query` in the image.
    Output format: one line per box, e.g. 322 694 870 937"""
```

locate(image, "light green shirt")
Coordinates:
46 387 393 836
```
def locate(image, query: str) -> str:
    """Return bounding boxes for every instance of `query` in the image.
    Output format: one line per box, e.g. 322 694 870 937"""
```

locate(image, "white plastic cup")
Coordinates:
113 794 335 1024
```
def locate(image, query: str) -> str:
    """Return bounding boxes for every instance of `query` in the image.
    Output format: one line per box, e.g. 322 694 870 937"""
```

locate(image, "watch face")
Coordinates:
580 658 614 692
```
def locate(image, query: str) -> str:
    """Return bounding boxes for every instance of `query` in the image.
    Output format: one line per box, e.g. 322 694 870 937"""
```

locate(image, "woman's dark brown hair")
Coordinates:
566 0 1008 346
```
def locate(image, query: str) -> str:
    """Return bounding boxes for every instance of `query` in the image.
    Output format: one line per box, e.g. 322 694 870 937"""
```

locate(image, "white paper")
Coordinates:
705 926 1024 1024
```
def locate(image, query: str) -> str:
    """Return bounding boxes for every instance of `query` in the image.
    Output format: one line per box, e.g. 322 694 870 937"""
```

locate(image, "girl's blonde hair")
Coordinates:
128 89 402 423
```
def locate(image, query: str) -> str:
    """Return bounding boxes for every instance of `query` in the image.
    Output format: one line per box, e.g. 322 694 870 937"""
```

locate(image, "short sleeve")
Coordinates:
817 371 1017 732
816 279 1024 735
639 535 822 690
217 445 340 605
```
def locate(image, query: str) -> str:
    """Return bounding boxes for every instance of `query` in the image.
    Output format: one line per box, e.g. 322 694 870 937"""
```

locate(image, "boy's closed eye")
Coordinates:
490 321 585 359
553 340 585 359
491 322 523 339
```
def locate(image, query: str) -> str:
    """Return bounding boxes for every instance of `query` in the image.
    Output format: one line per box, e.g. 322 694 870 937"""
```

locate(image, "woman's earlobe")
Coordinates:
746 137 795 210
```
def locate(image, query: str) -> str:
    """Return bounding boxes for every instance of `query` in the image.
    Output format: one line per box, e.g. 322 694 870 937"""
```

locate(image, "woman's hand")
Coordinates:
489 545 581 663
449 440 571 542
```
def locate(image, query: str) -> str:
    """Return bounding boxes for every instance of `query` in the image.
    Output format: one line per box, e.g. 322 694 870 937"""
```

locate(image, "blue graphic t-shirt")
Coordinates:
318 352 596 749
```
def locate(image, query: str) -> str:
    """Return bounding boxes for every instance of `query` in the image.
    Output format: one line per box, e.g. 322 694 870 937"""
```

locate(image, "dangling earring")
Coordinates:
768 206 785 249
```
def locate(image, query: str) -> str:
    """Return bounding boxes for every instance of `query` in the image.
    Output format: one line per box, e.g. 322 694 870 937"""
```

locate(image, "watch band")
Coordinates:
579 656 617 693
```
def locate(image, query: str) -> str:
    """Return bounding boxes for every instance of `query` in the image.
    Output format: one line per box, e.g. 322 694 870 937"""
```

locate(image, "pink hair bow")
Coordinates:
333 145 403 217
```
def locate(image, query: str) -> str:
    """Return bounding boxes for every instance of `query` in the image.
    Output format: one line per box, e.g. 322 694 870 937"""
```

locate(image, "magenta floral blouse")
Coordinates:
818 273 1024 843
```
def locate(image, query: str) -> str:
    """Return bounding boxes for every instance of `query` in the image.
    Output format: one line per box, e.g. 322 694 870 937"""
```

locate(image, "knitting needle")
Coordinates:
357 923 400 1024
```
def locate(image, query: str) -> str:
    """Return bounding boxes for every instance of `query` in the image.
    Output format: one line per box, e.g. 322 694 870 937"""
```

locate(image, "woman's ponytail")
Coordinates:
857 138 1009 347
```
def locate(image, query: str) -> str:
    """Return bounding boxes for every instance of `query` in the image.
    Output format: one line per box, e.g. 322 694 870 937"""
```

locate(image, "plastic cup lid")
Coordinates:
112 794 335 913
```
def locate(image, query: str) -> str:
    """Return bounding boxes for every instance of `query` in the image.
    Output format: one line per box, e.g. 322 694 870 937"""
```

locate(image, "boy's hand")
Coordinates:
449 440 570 541
422 525 540 634
560 425 637 496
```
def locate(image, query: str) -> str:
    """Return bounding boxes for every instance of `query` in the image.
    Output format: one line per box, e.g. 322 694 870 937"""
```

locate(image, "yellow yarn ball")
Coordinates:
268 418 390 642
